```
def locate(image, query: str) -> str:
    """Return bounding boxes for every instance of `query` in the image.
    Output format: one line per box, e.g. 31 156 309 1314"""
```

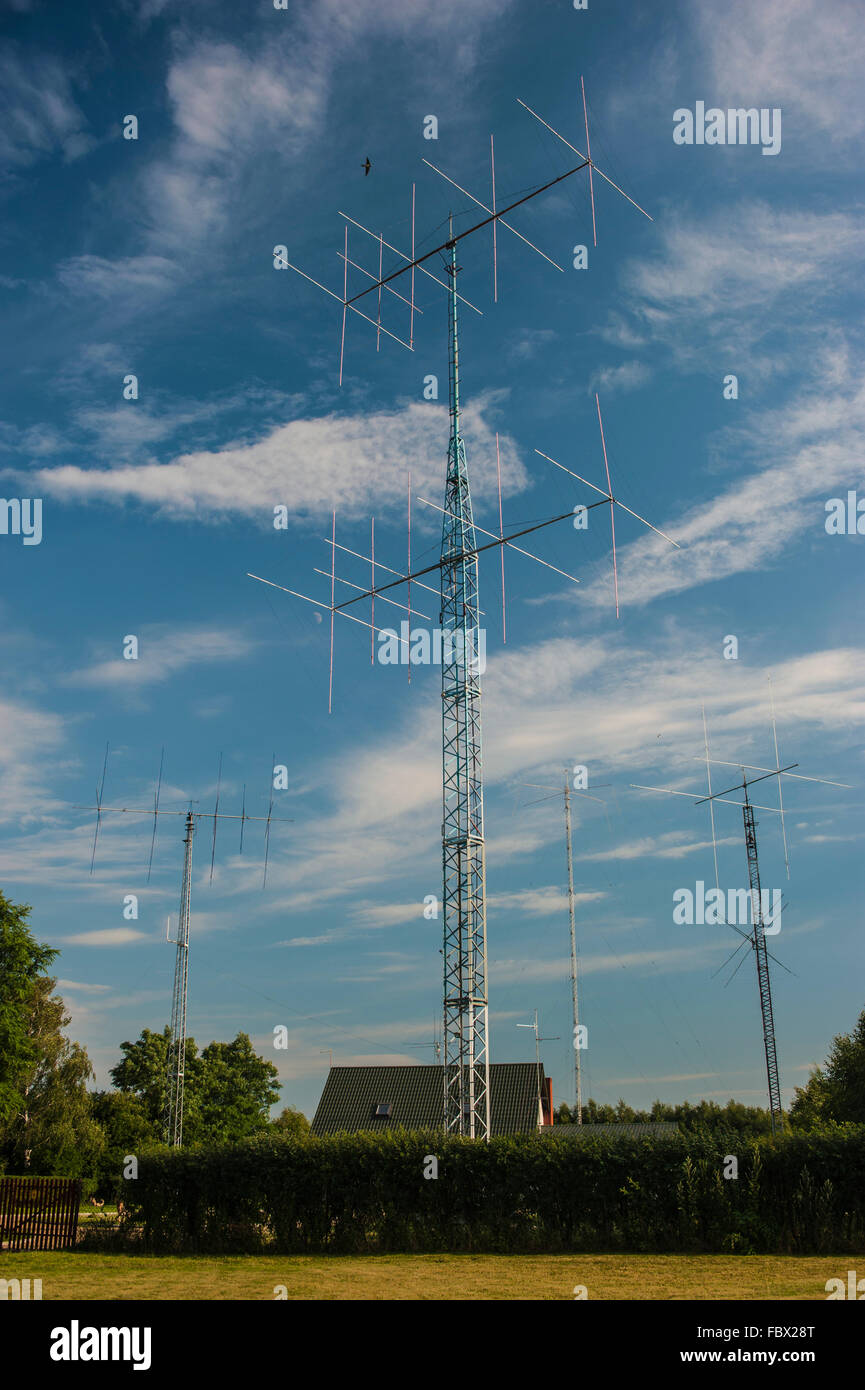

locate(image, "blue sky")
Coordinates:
1 0 863 1122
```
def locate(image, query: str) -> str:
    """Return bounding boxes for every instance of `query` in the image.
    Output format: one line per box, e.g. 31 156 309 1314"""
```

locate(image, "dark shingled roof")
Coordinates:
311 1063 546 1136
540 1122 680 1141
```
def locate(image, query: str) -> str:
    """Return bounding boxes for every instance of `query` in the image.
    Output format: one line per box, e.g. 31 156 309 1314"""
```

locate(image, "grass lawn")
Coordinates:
1 1251 859 1300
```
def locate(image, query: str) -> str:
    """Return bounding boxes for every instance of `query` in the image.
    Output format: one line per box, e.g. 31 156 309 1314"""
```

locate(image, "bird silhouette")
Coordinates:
362 157 371 176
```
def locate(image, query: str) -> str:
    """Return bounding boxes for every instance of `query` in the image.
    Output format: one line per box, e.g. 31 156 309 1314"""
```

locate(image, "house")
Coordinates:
311 1063 553 1136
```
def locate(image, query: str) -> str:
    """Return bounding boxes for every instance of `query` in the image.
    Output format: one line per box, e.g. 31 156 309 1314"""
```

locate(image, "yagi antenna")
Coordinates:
147 746 164 884
630 702 853 1133
89 740 110 875
534 392 681 618
209 751 222 885
280 79 650 384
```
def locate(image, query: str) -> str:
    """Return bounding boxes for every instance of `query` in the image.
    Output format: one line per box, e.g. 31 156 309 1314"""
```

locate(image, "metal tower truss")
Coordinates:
632 698 850 1130
742 790 782 1128
77 748 291 1147
165 812 194 1146
441 237 489 1139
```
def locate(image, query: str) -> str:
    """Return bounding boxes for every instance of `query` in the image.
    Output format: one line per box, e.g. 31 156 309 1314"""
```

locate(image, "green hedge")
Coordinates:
116 1126 865 1255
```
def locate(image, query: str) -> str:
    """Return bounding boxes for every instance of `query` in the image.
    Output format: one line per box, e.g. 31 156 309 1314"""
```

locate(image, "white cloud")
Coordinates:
694 0 865 150
0 47 92 171
488 885 606 916
63 625 257 690
62 928 149 946
31 396 526 523
588 362 652 396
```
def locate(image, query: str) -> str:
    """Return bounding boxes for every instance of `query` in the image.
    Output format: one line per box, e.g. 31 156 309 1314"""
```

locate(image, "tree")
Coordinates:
197 1034 281 1143
0 893 57 1127
271 1106 310 1138
90 1090 161 1185
0 975 104 1176
791 1009 865 1127
110 1026 201 1138
110 1028 279 1146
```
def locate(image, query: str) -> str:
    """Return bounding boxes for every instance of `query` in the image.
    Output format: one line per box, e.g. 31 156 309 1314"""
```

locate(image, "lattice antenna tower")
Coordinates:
79 746 291 1146
631 688 851 1132
250 83 674 1141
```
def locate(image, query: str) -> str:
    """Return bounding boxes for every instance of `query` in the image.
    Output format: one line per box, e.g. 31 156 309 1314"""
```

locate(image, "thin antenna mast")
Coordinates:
564 773 582 1122
632 705 851 1130
165 810 194 1147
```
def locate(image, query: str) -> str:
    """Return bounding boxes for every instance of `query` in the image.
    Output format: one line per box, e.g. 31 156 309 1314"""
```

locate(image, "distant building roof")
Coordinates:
311 1063 551 1136
540 1122 680 1141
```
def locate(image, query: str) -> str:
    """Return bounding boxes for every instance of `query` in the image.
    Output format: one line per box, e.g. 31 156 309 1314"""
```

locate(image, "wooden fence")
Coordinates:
0 1176 82 1251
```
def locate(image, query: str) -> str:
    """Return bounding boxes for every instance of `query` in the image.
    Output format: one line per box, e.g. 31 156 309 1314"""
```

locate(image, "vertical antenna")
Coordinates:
563 771 582 1121
239 782 247 854
702 703 720 892
328 510 336 714
595 393 619 618
495 431 506 643
376 231 383 351
263 754 275 889
769 675 790 880
410 183 416 349
89 740 110 875
209 751 222 884
407 472 412 685
490 134 498 302
339 224 348 387
165 809 194 1147
370 516 375 665
581 76 597 248
146 746 164 883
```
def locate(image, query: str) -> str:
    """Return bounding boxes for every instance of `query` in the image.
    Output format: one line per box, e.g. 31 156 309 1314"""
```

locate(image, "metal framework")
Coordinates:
77 747 290 1147
741 786 782 1128
632 699 850 1132
165 811 194 1146
563 775 582 1123
440 233 489 1139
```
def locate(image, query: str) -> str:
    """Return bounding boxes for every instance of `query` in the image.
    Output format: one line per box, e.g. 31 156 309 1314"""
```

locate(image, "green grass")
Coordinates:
1 1252 860 1300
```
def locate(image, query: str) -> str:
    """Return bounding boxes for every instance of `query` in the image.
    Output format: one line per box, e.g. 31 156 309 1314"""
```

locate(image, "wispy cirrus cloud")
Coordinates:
0 46 93 173
30 396 526 523
63 625 258 690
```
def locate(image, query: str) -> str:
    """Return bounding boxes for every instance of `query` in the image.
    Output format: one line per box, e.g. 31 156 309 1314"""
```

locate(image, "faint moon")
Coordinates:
314 612 323 624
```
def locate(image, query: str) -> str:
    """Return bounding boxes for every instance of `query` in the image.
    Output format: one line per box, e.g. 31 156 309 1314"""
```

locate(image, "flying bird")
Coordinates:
362 157 371 176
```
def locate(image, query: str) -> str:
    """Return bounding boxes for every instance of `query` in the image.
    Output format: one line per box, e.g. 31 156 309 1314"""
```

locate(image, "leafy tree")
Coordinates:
271 1106 310 1138
90 1089 162 1186
0 976 104 1176
554 1095 773 1137
197 1034 280 1143
111 1028 279 1145
791 1009 865 1127
110 1026 201 1138
0 893 57 1127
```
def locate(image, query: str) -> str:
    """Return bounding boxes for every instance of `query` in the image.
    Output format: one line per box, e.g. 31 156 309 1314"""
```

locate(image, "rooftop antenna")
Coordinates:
631 702 851 1133
252 83 665 1143
76 749 292 1146
516 1009 559 1124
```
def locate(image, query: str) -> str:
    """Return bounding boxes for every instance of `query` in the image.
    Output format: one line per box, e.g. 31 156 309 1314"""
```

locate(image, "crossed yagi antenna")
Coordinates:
80 746 292 889
250 84 675 709
280 79 652 383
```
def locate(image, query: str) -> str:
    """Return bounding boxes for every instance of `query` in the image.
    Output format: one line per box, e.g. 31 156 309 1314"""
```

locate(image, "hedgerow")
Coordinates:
114 1125 865 1255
